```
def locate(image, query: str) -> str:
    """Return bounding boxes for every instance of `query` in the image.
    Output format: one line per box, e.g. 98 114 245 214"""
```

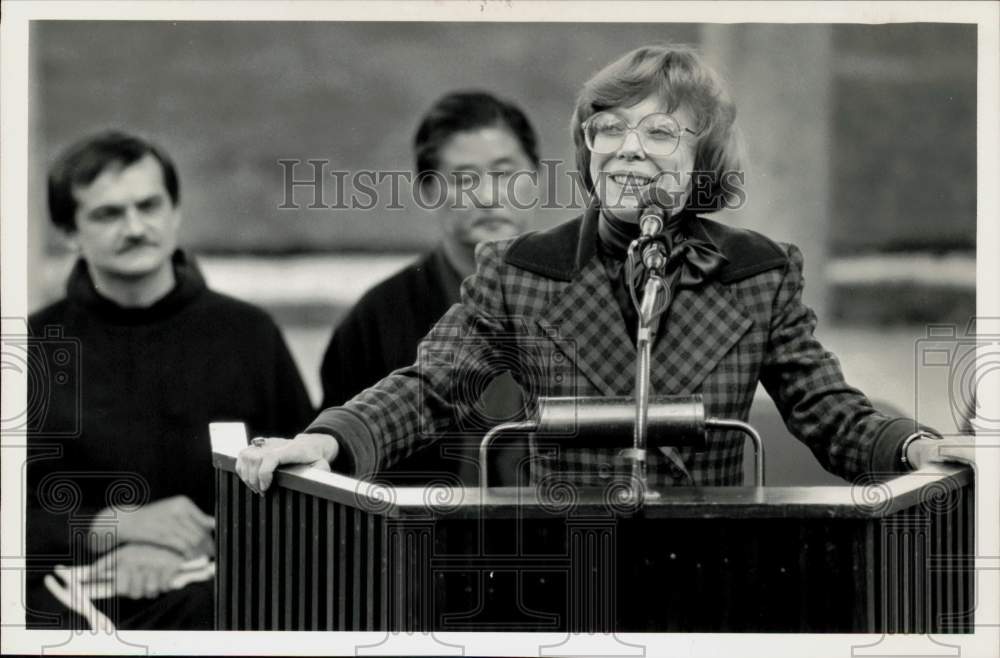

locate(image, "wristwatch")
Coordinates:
899 431 941 469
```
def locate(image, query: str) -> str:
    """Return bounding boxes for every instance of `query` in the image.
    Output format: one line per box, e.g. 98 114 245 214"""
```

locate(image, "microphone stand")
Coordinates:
626 211 670 502
631 271 667 500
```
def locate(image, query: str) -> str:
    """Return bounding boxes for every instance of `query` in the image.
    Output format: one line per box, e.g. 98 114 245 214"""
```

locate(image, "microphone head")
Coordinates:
639 210 663 237
637 188 662 236
637 186 679 236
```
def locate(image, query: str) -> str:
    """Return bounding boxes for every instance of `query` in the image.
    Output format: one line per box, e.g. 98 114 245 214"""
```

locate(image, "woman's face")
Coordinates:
588 93 698 223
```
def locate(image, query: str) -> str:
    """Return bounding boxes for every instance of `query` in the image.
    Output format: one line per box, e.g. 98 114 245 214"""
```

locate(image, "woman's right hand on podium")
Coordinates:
235 433 339 494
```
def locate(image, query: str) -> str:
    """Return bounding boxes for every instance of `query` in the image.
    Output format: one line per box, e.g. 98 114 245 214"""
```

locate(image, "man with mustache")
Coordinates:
319 91 540 483
26 131 314 629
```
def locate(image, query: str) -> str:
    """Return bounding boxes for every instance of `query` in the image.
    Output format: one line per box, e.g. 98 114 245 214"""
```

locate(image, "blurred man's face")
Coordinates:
426 127 537 248
70 154 181 280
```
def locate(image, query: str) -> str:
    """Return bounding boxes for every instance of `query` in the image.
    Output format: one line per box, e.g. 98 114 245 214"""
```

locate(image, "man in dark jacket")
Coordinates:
318 91 540 484
26 131 314 630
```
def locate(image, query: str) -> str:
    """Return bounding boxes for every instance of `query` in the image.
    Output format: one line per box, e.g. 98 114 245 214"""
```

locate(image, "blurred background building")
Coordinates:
28 21 977 484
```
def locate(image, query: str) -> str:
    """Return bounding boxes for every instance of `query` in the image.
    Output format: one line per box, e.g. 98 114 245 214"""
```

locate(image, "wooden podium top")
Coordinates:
211 449 971 521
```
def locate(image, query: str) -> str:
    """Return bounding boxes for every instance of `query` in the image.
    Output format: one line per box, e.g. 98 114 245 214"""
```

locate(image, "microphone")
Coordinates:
639 206 663 238
637 189 671 273
639 207 667 274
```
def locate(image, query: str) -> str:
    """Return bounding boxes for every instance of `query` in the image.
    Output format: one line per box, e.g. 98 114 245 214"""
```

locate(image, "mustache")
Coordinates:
471 214 515 225
116 237 159 254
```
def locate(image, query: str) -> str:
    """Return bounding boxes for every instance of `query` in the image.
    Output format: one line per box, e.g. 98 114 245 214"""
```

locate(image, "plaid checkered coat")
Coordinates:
309 205 921 486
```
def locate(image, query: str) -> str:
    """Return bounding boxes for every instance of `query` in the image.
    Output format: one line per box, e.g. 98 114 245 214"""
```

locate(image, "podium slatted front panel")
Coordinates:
214 457 974 632
215 470 387 630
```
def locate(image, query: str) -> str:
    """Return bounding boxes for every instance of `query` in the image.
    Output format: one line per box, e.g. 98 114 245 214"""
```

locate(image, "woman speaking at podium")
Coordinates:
237 44 973 492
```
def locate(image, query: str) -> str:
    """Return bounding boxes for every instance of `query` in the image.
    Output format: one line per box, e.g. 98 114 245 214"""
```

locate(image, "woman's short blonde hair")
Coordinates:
572 44 743 211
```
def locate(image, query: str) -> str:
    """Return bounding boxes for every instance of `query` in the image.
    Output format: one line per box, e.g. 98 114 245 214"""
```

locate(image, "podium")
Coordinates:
212 445 973 632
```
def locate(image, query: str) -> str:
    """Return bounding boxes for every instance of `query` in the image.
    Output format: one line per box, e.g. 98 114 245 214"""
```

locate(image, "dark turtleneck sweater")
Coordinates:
26 251 315 567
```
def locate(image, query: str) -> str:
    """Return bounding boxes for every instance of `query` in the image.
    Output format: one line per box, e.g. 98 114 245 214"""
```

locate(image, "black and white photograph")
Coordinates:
1 2 998 656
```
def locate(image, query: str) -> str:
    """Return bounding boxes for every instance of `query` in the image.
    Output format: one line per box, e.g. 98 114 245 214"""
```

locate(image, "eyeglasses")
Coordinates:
582 111 701 157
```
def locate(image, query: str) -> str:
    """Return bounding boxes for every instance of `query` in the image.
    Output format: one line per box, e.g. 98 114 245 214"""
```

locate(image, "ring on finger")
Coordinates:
251 437 267 448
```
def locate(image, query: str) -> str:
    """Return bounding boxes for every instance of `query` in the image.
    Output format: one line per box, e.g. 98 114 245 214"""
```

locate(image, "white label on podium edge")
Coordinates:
210 421 249 458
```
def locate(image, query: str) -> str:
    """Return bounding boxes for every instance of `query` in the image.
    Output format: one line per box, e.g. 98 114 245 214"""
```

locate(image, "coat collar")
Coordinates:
504 204 782 397
504 202 789 285
536 246 755 397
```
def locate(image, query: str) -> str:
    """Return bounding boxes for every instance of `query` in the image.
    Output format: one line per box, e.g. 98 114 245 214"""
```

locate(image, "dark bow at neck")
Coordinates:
597 205 728 290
